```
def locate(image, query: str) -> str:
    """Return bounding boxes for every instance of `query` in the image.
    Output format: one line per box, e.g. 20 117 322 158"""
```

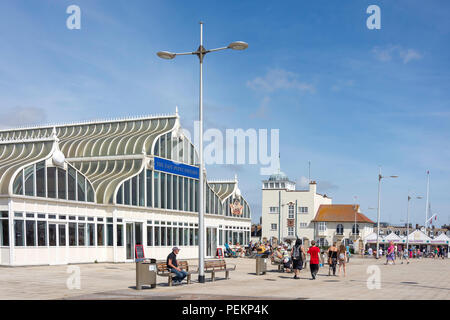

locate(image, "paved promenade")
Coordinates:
0 257 449 300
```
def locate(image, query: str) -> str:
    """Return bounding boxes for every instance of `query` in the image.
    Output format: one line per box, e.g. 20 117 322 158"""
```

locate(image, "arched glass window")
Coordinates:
336 224 344 235
153 132 199 165
352 224 360 235
13 162 95 203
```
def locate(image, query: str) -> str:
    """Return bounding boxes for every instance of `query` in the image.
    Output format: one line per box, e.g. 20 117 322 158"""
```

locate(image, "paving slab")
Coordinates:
0 257 449 300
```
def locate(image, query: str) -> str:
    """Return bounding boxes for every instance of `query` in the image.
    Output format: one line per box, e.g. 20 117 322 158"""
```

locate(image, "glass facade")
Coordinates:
13 161 95 203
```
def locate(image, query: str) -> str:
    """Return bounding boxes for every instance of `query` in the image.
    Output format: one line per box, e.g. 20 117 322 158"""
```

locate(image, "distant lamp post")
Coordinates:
376 167 398 258
157 22 247 283
406 192 423 252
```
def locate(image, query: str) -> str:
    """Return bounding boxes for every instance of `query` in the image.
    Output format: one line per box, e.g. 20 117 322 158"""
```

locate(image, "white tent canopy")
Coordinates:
430 233 450 245
364 232 380 243
406 230 432 244
384 232 403 243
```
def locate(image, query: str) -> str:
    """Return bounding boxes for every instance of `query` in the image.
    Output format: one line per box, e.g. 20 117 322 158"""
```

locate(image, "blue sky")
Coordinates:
0 0 449 226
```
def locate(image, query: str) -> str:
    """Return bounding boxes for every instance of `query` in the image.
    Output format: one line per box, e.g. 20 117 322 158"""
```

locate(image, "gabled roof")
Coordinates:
312 204 374 223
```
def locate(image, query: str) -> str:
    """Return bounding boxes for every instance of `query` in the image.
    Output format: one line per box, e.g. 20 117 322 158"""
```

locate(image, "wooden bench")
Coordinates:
204 259 236 281
156 260 197 287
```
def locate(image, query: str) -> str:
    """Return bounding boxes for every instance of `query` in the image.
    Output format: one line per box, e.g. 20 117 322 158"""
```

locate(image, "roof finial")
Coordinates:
175 106 179 117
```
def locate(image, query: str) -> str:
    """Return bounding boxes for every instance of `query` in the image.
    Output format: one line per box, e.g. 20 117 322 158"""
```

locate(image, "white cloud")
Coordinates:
399 49 423 64
372 45 423 64
247 69 315 94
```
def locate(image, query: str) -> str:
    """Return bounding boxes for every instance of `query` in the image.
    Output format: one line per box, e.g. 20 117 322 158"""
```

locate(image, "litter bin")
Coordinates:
136 258 157 290
256 255 268 275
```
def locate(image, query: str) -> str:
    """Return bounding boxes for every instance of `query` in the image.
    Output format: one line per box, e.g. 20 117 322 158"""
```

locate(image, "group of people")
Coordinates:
272 240 349 279
366 242 447 265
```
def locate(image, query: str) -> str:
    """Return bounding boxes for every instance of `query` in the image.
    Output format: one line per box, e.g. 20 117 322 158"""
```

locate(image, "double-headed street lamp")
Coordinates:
406 192 423 252
376 167 398 258
157 22 248 283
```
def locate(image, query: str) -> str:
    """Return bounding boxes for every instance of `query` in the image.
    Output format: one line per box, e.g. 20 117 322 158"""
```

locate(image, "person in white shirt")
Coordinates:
368 247 373 257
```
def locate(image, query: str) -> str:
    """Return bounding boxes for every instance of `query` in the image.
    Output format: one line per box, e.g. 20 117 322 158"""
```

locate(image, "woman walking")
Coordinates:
327 242 338 276
385 241 395 265
338 244 347 277
291 239 306 279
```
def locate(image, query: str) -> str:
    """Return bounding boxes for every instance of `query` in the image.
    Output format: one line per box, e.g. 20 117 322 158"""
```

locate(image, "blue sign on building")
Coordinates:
154 156 199 179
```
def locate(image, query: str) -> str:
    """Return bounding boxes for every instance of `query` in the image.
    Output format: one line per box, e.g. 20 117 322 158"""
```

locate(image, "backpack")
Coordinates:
293 245 302 260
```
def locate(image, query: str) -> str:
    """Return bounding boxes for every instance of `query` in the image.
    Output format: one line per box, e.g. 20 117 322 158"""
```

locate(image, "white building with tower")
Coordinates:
261 167 332 247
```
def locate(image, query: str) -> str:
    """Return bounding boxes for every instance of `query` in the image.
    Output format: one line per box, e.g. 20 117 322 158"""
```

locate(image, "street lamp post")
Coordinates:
375 167 398 259
406 192 423 252
157 22 248 283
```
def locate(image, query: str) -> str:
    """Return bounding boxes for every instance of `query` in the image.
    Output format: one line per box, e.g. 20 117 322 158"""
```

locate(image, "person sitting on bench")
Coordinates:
167 247 188 284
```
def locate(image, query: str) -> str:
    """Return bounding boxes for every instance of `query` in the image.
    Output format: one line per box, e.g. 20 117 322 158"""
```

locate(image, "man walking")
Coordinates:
167 247 188 284
307 240 320 280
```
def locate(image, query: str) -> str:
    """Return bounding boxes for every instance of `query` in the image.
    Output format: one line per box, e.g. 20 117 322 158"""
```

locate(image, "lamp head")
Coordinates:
157 51 176 59
227 41 248 50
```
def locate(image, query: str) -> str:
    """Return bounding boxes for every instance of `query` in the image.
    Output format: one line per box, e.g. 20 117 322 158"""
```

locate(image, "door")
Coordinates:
126 223 134 260
49 222 68 265
206 227 217 257
126 222 143 260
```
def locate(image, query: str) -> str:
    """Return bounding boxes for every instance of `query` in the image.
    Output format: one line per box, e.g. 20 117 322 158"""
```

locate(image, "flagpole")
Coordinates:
425 171 430 232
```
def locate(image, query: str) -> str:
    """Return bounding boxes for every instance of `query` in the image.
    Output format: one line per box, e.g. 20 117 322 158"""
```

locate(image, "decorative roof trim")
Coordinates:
0 113 178 133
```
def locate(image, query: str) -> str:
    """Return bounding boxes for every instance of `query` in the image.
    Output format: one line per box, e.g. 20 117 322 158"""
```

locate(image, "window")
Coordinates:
47 167 56 198
178 176 183 211
269 207 279 213
271 224 277 231
336 224 344 235
124 180 130 205
68 166 76 200
189 228 194 246
116 224 123 246
78 223 86 246
139 170 145 207
77 173 86 202
184 178 189 212
161 227 167 246
146 169 152 207
183 228 188 246
49 224 57 246
288 204 294 219
58 168 66 199
154 226 160 246
131 175 138 206
59 224 66 246
264 183 268 188
161 173 166 209
299 207 308 214
69 223 77 246
37 221 47 246
97 224 104 246
26 220 36 246
0 212 9 246
13 171 23 195
318 222 327 233
172 175 178 210
14 220 24 246
88 223 95 246
36 161 46 197
154 172 160 208
147 225 153 246
24 165 34 196
352 224 359 235
107 222 113 246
